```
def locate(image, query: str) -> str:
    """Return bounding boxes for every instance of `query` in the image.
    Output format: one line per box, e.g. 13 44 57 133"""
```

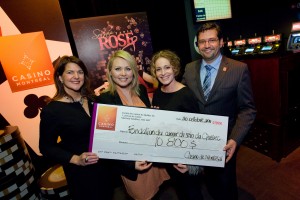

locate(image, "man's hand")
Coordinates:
223 139 237 163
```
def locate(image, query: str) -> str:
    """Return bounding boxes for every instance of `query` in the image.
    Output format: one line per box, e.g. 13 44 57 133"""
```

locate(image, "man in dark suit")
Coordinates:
182 22 256 200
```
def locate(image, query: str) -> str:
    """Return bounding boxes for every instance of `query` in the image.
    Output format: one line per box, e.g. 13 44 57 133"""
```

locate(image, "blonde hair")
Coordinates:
105 50 140 95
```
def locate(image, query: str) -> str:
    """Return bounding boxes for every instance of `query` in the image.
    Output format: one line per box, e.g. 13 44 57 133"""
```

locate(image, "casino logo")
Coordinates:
20 54 35 70
0 31 54 92
96 105 117 131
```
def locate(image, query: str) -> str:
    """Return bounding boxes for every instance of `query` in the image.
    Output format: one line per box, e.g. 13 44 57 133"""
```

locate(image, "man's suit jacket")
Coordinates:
182 56 256 145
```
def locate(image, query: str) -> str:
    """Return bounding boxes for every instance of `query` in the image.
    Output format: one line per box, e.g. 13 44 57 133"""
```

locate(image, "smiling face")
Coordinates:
110 57 134 88
154 57 176 86
59 62 84 94
197 29 224 63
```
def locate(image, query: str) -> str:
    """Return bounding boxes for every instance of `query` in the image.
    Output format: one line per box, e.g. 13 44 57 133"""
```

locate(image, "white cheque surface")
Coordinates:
89 103 228 167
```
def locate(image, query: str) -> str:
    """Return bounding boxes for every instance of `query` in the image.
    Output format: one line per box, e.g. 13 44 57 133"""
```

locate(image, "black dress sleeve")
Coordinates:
181 87 201 113
39 104 74 164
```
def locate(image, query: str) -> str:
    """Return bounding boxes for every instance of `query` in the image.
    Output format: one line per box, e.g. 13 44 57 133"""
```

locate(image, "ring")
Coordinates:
85 156 88 163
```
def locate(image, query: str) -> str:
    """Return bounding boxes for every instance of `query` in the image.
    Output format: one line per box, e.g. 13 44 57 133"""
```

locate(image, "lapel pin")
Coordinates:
223 67 228 72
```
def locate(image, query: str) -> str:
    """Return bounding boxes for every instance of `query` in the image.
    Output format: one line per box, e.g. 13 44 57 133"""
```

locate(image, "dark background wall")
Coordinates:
58 0 300 70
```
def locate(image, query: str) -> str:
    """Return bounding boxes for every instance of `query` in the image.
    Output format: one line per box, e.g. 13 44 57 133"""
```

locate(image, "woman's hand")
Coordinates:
70 153 99 166
173 163 188 173
135 161 152 171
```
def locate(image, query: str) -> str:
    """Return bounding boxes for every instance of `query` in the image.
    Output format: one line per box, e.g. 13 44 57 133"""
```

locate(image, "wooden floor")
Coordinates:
236 145 300 200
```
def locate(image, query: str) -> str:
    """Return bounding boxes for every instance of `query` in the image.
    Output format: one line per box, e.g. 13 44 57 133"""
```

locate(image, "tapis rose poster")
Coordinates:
69 12 153 90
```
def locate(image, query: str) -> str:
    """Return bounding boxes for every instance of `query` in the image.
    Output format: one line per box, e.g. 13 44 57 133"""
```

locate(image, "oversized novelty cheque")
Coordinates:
89 103 228 167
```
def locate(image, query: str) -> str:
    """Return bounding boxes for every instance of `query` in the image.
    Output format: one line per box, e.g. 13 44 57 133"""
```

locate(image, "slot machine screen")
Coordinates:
231 49 240 55
287 33 300 50
293 36 300 44
287 22 300 51
261 45 273 51
245 47 255 53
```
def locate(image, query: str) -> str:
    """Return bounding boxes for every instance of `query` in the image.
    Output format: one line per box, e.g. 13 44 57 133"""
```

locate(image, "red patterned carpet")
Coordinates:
236 145 300 200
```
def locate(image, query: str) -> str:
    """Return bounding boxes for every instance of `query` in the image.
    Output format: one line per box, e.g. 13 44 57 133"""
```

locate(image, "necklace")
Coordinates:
64 96 84 106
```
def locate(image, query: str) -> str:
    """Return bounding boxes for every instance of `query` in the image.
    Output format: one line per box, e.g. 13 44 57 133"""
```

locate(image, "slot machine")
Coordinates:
287 21 300 53
259 34 282 54
231 39 246 56
222 40 234 57
227 41 233 52
244 37 262 55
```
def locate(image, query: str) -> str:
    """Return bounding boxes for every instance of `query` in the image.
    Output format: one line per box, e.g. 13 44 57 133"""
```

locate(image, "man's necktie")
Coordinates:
203 65 212 101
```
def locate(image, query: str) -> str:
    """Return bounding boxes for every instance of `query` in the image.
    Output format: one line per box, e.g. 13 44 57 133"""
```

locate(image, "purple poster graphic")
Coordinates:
69 12 154 91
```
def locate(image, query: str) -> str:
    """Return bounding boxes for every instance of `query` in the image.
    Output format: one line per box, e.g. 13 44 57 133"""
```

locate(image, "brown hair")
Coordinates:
196 22 223 43
150 49 181 78
53 55 94 101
